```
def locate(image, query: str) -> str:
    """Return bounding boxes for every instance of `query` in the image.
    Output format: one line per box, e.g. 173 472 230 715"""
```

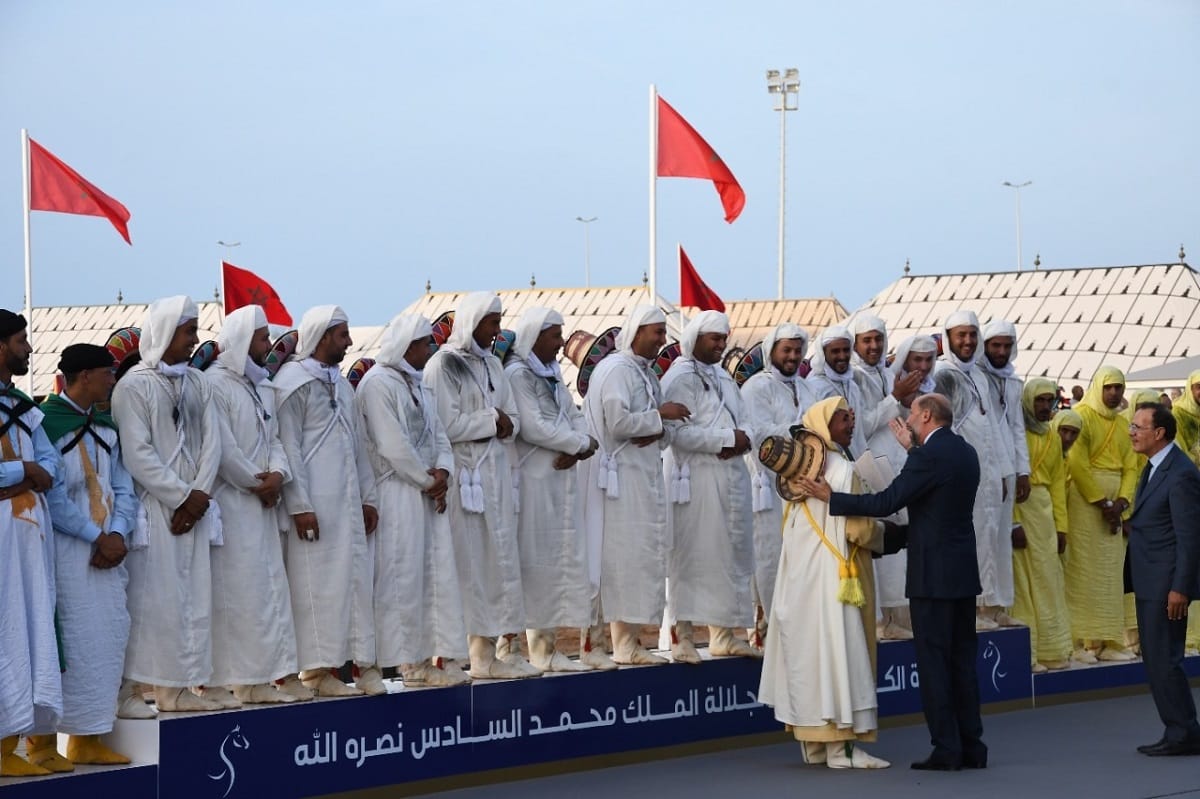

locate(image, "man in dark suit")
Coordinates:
1126 402 1200 756
799 393 986 771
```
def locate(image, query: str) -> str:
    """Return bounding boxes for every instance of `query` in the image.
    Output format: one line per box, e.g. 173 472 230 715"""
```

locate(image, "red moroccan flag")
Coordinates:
222 262 293 326
28 138 132 244
679 245 725 312
656 96 746 223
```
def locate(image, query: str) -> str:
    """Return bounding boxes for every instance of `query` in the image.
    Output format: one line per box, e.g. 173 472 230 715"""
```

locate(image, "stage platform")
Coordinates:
7 627 1197 799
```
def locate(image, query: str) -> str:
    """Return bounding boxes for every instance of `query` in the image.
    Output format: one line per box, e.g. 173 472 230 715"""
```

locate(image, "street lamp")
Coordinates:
217 240 241 263
767 68 800 299
575 217 597 287
1001 182 1032 272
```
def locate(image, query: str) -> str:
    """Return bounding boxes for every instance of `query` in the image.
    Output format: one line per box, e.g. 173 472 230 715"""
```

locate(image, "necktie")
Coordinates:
1136 461 1151 500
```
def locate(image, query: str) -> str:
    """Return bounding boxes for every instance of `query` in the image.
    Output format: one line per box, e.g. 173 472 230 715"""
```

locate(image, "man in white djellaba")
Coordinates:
274 305 383 697
423 292 540 680
977 318 1031 628
36 344 138 769
758 397 890 770
661 310 758 663
870 335 938 640
112 295 225 712
206 305 302 704
581 304 691 665
0 309 62 777
934 309 1010 631
356 313 470 687
742 323 816 647
505 307 611 672
806 325 868 458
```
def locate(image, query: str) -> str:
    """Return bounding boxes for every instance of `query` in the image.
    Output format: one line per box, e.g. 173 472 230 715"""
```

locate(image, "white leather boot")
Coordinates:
579 624 618 670
671 620 702 664
708 625 761 658
528 628 590 672
611 621 667 665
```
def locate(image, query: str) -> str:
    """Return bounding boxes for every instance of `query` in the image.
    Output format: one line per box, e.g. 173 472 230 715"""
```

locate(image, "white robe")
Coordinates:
741 371 816 617
759 453 878 737
983 369 1032 585
206 363 299 685
0 397 60 736
935 361 1009 607
114 364 221 687
507 360 593 630
852 362 909 609
581 352 671 624
423 347 526 636
356 364 467 665
661 360 755 629
275 363 378 671
46 417 136 734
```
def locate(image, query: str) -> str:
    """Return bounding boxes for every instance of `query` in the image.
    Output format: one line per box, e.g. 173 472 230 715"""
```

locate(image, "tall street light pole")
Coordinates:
575 217 597 287
767 68 800 300
1001 181 1031 272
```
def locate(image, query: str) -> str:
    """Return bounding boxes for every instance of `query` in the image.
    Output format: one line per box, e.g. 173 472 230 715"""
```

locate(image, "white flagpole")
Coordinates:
20 129 34 395
676 242 687 330
648 84 658 309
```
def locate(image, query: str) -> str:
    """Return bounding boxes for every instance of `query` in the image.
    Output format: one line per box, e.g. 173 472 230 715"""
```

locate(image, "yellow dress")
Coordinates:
1063 368 1138 648
1012 422 1072 666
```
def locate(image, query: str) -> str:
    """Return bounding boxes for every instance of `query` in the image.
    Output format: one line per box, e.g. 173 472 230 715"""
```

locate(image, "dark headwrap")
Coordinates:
0 310 27 339
58 343 116 374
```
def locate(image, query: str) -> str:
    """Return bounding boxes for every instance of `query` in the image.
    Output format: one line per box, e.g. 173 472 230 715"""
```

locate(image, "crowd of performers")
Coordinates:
3 291 1200 776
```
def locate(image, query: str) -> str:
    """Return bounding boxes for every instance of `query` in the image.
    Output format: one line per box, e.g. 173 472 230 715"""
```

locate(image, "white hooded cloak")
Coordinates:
423 292 527 636
356 314 468 664
113 295 223 687
207 305 299 685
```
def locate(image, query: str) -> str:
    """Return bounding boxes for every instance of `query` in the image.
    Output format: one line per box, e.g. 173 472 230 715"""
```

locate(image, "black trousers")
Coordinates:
1135 598 1200 743
909 596 986 762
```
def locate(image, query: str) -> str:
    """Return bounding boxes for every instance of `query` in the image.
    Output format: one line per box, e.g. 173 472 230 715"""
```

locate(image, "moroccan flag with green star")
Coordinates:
28 138 132 244
222 261 293 326
656 96 745 223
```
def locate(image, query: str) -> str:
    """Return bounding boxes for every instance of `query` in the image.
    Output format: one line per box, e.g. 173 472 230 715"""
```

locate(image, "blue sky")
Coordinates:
2 1 1196 325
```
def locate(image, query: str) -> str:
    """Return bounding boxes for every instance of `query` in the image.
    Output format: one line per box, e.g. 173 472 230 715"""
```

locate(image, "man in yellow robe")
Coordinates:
1064 366 1139 663
1011 378 1072 671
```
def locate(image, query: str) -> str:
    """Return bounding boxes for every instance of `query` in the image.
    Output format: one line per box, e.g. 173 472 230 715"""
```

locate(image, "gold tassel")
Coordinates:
836 558 866 607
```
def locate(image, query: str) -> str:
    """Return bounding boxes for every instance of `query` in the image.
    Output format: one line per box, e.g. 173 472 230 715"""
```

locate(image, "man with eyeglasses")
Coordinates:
1125 402 1200 756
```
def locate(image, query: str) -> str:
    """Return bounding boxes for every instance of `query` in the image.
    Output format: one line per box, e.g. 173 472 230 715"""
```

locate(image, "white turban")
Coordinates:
979 318 1019 378
890 334 938 393
512 307 564 361
615 304 667 354
217 305 267 376
944 309 980 336
375 313 433 369
807 324 852 378
445 292 503 353
848 312 887 370
293 305 348 361
680 310 730 359
138 295 199 368
762 322 808 372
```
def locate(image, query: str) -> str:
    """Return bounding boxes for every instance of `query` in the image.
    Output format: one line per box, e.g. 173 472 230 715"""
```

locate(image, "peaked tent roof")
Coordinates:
853 262 1200 387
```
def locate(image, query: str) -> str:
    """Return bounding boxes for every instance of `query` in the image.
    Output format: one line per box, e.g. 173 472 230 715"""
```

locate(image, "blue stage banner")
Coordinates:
157 658 779 799
876 626 1031 716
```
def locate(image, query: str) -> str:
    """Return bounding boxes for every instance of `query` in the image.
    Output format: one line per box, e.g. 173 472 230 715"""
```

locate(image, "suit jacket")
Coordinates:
1124 444 1200 601
829 426 981 599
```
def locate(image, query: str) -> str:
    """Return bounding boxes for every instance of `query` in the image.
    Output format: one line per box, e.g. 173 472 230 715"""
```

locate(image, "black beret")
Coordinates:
59 343 116 373
0 309 26 339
